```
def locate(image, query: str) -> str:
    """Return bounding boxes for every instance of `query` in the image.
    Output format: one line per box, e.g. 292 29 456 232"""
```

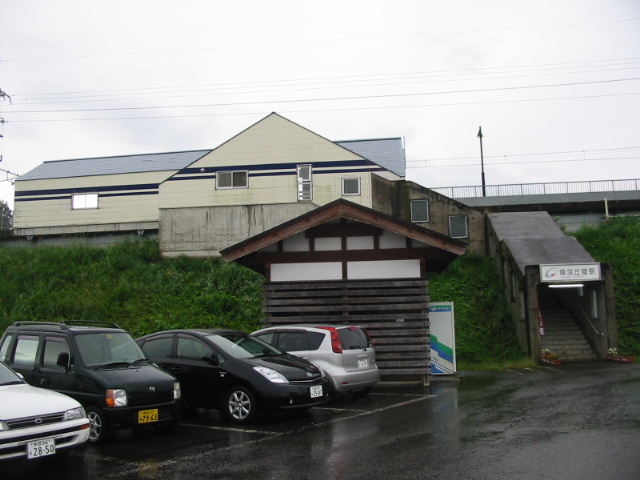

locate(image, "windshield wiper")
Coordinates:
129 358 150 366
0 380 23 386
96 361 131 369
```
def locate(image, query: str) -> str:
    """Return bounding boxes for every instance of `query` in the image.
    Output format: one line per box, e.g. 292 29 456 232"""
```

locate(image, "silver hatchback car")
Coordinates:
251 325 379 398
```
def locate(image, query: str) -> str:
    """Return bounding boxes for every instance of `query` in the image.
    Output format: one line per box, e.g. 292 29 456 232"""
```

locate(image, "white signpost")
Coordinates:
429 302 456 375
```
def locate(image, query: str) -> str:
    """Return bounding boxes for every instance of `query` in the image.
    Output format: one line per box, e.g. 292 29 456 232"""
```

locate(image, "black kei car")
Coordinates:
0 321 181 443
136 329 329 423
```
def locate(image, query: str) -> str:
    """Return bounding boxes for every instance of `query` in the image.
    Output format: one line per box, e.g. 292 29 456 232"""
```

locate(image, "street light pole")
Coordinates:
477 126 486 197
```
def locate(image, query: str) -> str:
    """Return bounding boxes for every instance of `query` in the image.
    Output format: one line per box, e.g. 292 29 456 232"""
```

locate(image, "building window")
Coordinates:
297 165 312 201
449 215 468 238
342 178 360 196
217 170 248 189
411 199 429 222
72 193 98 210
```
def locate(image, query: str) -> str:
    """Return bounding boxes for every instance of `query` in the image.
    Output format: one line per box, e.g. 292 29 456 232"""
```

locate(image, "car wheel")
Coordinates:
224 386 257 424
351 387 373 399
86 406 108 443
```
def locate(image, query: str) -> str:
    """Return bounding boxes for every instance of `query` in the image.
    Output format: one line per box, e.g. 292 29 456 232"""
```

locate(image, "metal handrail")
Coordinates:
572 298 605 337
432 178 640 199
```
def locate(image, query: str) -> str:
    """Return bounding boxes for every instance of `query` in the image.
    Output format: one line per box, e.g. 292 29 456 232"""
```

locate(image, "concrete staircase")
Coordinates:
539 289 596 361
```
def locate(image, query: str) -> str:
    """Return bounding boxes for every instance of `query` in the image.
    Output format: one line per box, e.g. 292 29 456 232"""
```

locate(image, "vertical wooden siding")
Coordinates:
261 279 430 378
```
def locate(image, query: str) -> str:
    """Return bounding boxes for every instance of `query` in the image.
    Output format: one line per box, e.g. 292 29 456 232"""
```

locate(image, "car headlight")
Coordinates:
106 389 127 407
63 406 86 421
0 421 8 431
173 382 181 400
253 366 289 384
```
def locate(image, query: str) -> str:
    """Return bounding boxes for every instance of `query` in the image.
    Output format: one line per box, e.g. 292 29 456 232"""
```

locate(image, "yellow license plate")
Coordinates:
138 409 159 424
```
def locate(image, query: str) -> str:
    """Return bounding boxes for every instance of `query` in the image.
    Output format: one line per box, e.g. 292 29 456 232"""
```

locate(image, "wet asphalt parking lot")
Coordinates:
2 361 639 480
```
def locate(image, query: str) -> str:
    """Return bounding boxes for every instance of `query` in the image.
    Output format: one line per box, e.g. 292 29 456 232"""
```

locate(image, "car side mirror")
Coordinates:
202 352 219 366
56 352 71 371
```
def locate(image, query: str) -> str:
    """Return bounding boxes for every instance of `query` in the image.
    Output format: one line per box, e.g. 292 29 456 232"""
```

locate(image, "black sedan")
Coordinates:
136 329 329 423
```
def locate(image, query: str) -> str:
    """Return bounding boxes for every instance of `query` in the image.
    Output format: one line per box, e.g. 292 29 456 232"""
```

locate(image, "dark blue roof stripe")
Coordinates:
15 183 159 197
176 159 375 175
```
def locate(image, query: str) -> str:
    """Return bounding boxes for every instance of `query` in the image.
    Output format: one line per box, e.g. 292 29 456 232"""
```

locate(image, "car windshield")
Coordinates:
0 362 24 386
206 333 284 359
75 332 148 367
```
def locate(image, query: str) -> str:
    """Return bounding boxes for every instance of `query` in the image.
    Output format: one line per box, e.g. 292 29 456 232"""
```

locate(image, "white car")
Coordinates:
252 325 380 398
0 362 90 462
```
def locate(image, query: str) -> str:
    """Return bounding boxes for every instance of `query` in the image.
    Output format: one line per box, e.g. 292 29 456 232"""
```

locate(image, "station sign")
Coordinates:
539 263 601 282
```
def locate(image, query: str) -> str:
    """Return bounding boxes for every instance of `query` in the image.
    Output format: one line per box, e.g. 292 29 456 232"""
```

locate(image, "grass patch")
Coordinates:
458 358 537 371
571 216 640 357
427 255 528 366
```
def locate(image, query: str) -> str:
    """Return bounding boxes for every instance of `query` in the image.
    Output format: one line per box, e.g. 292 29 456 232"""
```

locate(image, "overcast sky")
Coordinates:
1 1 639 209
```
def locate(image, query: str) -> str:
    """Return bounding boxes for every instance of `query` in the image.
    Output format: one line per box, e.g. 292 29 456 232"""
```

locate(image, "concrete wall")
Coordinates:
0 230 156 249
159 203 317 257
371 176 486 255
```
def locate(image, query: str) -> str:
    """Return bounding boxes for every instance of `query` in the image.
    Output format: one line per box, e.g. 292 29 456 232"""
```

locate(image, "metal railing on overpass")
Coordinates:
431 178 640 199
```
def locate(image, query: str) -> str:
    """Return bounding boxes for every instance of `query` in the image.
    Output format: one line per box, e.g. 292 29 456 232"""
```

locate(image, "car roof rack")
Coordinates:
11 320 121 330
12 321 66 328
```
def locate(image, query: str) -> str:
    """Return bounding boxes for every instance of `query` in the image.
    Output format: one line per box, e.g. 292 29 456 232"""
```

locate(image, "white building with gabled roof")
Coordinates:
10 112 483 255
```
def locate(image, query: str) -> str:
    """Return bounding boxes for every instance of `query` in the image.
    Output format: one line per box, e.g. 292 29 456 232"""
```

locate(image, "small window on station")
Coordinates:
72 193 98 210
217 170 248 189
342 178 360 196
411 200 429 222
449 215 468 238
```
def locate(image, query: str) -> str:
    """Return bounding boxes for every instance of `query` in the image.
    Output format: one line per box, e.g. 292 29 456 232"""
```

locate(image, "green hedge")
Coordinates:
571 216 640 356
0 240 264 337
427 255 525 365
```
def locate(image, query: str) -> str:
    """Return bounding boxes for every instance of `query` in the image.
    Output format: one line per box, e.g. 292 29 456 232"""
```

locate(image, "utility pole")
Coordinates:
477 126 486 197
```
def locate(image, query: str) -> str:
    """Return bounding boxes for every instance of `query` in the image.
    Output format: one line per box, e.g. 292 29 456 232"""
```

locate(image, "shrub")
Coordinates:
572 216 640 356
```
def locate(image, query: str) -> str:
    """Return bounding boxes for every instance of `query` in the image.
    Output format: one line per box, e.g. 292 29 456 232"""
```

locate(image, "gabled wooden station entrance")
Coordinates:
221 199 466 383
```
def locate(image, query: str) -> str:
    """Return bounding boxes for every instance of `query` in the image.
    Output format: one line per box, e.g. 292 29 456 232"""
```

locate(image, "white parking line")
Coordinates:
524 368 547 375
105 394 435 478
370 392 429 397
314 406 356 412
179 423 273 435
540 366 567 373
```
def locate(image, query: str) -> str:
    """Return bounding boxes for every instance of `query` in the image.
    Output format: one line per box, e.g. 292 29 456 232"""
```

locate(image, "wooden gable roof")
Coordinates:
220 199 466 274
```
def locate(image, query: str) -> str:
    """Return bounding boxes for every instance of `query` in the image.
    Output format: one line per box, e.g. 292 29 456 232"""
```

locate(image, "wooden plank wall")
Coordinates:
261 279 430 379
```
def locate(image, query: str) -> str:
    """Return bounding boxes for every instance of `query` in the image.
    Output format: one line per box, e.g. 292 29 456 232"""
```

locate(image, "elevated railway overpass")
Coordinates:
433 178 640 232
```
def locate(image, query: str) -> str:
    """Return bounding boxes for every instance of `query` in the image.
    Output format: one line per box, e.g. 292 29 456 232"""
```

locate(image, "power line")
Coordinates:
3 17 639 63
408 146 640 163
13 63 640 107
5 90 640 124
407 156 640 169
11 57 640 104
6 77 640 116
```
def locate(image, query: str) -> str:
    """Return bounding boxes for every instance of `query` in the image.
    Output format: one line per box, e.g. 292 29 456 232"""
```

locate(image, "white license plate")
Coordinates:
358 358 369 368
310 385 323 398
27 438 56 459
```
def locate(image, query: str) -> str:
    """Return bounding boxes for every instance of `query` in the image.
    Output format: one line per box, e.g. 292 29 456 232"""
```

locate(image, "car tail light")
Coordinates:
318 327 342 353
